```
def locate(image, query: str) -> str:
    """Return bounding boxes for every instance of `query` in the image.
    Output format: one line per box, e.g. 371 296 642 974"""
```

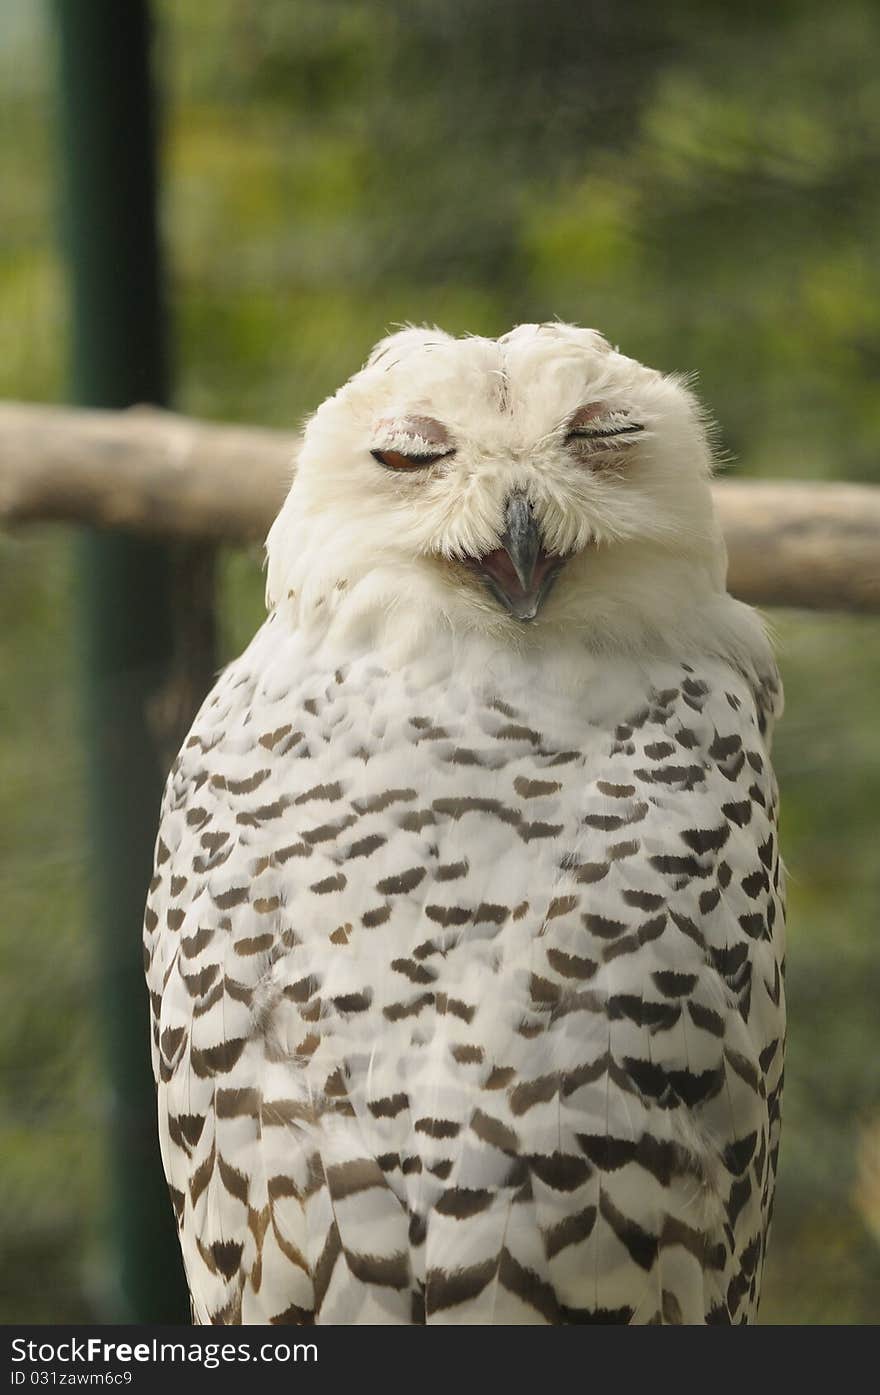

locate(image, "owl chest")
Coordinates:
183 652 762 1010
199 669 596 951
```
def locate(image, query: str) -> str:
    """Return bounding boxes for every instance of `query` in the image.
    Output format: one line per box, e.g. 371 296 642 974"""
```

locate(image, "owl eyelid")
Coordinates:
370 447 456 470
566 423 644 441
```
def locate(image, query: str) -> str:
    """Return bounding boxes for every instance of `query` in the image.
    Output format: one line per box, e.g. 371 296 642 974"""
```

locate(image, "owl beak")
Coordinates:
502 493 542 594
467 494 567 622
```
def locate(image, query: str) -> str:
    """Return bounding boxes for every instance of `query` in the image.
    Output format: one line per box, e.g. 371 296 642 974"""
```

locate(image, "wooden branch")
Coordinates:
1 400 878 613
713 479 880 613
0 401 293 544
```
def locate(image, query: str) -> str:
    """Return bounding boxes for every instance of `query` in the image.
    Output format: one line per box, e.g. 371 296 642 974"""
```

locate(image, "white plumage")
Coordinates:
145 323 785 1324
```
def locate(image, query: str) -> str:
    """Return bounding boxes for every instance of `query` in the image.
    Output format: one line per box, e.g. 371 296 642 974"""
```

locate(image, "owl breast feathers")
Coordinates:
144 323 785 1324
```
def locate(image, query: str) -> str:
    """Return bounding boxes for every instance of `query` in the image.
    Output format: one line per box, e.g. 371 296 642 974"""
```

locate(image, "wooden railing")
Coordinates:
1 401 878 613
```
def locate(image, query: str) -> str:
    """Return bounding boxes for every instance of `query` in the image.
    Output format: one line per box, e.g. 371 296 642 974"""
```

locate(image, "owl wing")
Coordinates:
397 654 785 1325
144 624 420 1324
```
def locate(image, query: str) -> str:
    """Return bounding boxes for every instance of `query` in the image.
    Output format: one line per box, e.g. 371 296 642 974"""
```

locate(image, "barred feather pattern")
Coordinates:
144 614 784 1325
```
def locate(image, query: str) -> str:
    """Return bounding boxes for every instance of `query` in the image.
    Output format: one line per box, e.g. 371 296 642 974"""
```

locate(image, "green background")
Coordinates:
1 0 878 1322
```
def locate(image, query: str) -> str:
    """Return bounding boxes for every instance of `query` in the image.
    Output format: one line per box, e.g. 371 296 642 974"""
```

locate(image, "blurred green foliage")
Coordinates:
1 0 878 1322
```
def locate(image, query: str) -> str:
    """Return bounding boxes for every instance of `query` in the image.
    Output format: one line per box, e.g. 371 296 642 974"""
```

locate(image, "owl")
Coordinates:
144 322 785 1325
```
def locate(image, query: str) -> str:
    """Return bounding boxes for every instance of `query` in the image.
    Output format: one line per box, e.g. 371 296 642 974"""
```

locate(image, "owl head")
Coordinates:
267 322 752 664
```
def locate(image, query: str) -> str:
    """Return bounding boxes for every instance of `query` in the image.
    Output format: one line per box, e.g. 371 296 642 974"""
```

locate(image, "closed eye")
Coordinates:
566 422 644 442
371 448 454 470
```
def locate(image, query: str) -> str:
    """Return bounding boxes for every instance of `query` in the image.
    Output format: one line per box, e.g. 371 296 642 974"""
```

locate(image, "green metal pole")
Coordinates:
53 0 191 1322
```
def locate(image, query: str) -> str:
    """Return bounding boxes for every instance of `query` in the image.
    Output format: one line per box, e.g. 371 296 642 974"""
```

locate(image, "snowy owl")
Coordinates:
144 322 785 1325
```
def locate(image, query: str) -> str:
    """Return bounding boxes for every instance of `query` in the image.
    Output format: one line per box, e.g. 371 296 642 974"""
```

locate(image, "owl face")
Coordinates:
267 323 727 648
